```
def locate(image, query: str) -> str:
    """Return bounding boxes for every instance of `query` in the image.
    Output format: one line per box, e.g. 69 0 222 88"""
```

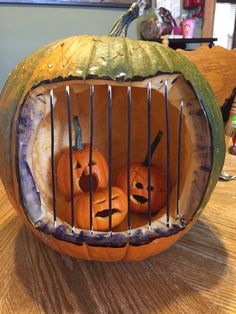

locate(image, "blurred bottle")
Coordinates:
136 7 159 40
183 18 195 38
137 7 176 41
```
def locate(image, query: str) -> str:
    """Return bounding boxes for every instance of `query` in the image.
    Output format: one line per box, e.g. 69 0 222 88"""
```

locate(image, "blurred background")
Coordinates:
0 0 235 91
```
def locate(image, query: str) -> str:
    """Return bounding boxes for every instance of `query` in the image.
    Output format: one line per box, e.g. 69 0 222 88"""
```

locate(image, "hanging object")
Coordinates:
184 0 202 9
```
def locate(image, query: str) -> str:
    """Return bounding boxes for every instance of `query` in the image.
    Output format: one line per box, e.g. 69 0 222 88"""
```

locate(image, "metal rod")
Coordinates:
147 82 152 229
108 85 113 235
50 89 57 227
66 85 75 232
164 81 170 227
89 85 94 234
127 86 131 233
176 100 184 219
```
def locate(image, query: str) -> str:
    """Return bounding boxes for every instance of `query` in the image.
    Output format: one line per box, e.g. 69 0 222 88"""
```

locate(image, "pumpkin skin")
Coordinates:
116 163 167 214
63 187 127 231
57 144 108 200
0 35 225 261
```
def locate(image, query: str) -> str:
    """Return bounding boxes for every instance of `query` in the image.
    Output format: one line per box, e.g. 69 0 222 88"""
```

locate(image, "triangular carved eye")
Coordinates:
135 182 143 189
74 161 81 169
87 161 96 166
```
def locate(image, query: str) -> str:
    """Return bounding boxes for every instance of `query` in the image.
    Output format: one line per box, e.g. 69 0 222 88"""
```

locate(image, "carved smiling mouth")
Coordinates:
95 208 121 218
131 195 148 204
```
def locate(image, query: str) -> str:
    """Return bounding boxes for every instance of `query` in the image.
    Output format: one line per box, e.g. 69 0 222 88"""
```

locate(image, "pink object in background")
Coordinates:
173 25 183 35
183 19 195 38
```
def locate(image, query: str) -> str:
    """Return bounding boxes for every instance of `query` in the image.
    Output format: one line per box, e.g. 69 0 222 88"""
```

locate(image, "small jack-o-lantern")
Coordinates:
69 187 127 231
117 163 167 214
57 117 108 200
116 131 167 214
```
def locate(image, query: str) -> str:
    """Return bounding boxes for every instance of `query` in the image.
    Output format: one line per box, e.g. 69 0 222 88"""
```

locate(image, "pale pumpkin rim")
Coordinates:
14 72 215 248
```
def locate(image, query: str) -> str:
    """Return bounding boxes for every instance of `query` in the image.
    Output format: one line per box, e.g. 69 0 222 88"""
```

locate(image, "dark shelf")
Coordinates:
156 37 217 44
147 37 218 50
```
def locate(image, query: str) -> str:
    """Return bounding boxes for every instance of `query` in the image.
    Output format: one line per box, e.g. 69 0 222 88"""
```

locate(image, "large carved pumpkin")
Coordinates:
0 8 225 261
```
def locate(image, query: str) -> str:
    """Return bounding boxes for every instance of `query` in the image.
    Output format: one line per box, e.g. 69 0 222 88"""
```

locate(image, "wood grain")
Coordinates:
202 0 216 38
178 45 236 107
0 149 236 313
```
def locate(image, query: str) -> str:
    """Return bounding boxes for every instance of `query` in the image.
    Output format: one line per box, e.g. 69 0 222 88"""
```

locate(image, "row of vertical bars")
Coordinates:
49 82 184 234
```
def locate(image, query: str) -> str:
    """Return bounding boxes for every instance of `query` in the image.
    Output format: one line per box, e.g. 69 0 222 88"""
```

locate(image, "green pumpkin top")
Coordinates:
0 34 225 215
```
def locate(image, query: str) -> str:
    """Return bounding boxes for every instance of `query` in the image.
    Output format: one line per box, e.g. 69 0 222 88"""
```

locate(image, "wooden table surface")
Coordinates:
0 150 236 314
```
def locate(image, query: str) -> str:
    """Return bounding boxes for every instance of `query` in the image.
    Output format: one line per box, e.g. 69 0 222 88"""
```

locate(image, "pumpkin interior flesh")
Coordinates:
19 74 212 233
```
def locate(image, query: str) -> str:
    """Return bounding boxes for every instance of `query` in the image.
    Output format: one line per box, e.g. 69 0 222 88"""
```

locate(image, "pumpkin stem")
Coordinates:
109 0 147 37
143 131 163 167
73 116 83 151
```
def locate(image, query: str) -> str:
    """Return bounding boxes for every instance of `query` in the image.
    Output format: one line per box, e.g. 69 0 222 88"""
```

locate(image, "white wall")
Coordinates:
0 4 137 91
213 3 236 49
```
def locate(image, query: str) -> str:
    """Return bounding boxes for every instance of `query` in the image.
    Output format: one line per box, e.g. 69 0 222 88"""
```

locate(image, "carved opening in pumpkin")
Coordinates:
17 74 212 236
79 173 98 193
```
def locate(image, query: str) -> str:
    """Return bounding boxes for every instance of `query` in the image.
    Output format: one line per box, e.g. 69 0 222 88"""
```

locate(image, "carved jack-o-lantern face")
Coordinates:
57 144 108 200
71 187 127 231
57 116 108 200
116 162 167 214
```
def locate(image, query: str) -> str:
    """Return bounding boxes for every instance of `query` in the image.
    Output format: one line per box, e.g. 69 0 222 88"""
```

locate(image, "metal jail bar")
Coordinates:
127 86 132 233
164 81 171 227
66 85 75 232
108 85 113 235
147 82 152 229
89 85 95 234
50 81 183 234
50 89 57 227
176 100 184 219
